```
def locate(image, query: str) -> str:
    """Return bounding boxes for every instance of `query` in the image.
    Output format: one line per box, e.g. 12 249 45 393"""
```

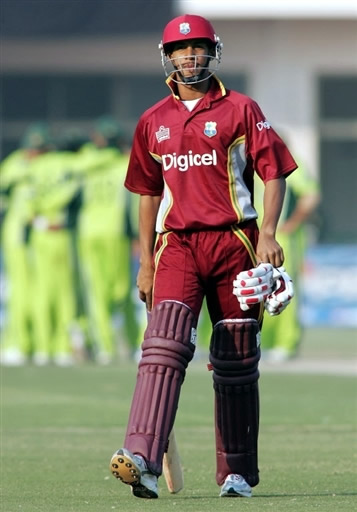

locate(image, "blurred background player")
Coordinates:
76 116 142 363
28 130 83 366
54 127 90 362
255 157 320 361
0 123 50 365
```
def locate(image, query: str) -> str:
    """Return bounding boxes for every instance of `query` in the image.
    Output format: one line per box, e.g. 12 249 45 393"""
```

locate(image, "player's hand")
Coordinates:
255 232 284 268
233 263 274 311
264 267 294 316
137 263 155 311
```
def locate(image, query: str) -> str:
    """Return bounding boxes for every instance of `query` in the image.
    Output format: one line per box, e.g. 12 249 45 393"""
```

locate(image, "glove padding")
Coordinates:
265 266 294 316
233 263 274 311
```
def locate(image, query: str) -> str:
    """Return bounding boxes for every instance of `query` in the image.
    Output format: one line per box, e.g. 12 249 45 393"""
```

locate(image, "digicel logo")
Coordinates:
162 149 217 172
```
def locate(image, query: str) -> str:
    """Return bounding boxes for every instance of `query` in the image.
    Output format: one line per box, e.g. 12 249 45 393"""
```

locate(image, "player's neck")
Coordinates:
177 79 210 100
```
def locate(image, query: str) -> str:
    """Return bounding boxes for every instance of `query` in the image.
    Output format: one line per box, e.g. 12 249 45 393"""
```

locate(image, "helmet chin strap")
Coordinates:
175 68 209 84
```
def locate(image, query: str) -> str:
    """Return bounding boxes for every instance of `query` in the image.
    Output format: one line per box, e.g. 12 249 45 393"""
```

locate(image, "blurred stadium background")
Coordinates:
1 0 356 365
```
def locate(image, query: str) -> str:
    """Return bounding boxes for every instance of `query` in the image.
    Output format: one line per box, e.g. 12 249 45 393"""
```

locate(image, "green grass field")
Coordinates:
1 328 356 512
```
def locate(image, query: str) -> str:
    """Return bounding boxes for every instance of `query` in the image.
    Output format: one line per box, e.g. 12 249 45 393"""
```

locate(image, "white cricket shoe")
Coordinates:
32 352 50 366
0 348 26 366
220 474 252 497
53 353 74 367
262 347 291 363
110 448 158 499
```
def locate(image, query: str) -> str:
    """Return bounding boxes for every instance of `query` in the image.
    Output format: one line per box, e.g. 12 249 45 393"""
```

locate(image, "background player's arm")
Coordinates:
136 194 161 311
279 192 320 234
256 177 286 267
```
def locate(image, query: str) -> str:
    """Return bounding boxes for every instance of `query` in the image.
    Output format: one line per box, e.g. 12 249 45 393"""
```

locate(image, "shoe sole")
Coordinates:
220 487 252 498
110 449 158 499
110 449 141 485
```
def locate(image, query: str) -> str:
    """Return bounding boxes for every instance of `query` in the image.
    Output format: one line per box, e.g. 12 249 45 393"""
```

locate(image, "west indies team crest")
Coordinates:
204 121 217 138
179 22 191 35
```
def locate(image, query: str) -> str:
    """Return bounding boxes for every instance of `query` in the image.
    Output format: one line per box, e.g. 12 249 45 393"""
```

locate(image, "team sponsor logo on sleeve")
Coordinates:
256 120 271 131
179 22 191 35
155 125 170 143
204 121 217 138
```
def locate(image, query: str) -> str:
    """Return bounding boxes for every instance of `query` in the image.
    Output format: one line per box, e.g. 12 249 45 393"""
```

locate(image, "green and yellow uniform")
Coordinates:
77 146 132 362
29 149 82 365
255 164 319 358
0 149 34 364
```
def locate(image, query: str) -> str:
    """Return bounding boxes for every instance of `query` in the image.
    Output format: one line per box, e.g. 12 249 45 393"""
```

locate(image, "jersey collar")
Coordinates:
166 75 227 104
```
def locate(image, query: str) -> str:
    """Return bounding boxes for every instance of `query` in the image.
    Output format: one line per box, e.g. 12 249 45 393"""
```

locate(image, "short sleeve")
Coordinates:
124 117 164 196
245 100 297 183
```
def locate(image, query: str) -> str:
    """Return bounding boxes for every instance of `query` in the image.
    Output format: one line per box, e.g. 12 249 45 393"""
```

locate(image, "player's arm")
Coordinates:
136 194 161 311
256 177 286 267
280 191 320 234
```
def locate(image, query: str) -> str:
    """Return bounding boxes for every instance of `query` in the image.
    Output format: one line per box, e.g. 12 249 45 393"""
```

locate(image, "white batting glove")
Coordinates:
233 263 274 311
264 267 294 316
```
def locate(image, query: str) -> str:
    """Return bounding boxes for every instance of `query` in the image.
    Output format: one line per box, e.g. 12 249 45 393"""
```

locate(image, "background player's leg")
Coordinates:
260 230 302 360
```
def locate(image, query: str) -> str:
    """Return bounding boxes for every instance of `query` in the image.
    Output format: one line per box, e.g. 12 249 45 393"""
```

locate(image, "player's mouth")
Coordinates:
180 63 200 74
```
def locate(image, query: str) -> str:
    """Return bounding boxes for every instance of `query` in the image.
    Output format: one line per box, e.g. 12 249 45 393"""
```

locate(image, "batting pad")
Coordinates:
124 301 196 476
209 319 260 487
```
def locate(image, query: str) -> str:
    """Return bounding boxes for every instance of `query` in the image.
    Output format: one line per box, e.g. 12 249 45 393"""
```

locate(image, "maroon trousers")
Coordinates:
124 223 262 486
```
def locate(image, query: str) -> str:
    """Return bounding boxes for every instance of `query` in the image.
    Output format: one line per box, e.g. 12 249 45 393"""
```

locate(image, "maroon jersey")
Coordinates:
125 76 297 233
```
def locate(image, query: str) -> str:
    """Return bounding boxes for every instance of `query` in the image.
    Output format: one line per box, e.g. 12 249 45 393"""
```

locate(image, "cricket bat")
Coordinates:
163 429 184 494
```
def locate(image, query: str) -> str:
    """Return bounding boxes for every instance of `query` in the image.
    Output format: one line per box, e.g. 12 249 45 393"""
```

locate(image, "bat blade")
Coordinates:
163 429 184 494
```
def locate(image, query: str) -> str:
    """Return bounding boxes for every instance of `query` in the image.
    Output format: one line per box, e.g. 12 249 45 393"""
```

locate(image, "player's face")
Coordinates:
169 39 212 81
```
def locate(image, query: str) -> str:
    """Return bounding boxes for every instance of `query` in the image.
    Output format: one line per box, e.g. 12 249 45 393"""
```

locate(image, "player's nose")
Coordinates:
183 46 195 58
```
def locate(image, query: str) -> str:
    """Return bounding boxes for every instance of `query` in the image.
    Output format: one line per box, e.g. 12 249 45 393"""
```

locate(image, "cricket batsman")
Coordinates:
109 13 297 499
